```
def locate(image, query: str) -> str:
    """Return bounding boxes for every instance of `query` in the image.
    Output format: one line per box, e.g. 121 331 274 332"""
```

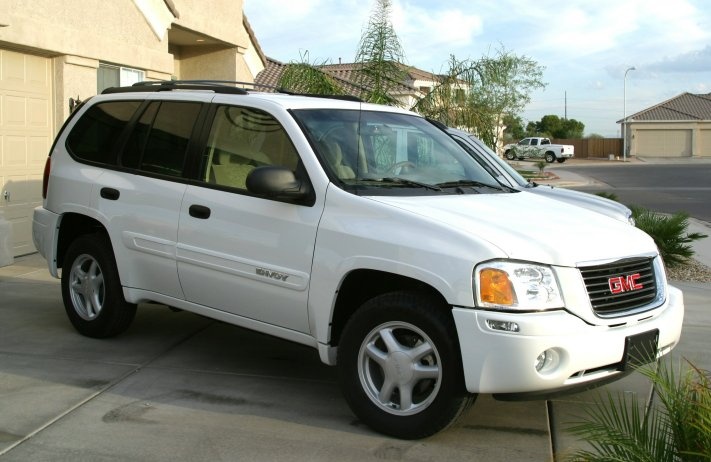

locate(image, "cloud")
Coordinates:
392 1 483 70
645 46 711 73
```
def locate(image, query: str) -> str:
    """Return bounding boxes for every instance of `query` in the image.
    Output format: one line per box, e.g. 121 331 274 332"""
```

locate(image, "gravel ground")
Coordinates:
666 258 711 283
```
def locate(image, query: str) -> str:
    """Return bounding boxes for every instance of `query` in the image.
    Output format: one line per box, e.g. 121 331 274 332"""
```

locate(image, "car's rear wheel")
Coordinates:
61 234 136 338
545 152 556 163
557 158 566 163
338 291 475 439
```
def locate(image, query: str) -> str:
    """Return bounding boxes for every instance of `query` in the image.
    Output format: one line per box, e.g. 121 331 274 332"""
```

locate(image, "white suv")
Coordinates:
33 81 684 439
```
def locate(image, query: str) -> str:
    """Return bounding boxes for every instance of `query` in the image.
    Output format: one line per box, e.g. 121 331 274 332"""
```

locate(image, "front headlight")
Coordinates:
474 261 563 311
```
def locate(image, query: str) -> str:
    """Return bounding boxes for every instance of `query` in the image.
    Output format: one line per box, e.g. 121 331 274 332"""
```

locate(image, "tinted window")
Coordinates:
66 101 141 164
121 101 202 177
202 105 299 190
141 102 201 176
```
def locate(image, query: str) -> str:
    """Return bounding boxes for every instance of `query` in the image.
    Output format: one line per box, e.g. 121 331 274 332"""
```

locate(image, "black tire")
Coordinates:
61 234 137 338
337 291 475 439
556 158 566 163
504 150 515 160
545 152 556 163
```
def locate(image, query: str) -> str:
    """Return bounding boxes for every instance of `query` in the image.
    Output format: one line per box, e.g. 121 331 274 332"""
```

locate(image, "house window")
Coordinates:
97 63 145 93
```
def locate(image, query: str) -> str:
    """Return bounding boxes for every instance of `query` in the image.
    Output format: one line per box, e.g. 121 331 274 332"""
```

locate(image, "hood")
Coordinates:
527 185 633 223
369 192 656 267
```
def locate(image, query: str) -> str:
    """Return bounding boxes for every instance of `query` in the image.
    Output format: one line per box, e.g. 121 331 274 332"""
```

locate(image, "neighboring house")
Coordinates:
255 58 440 109
620 92 711 158
0 0 266 259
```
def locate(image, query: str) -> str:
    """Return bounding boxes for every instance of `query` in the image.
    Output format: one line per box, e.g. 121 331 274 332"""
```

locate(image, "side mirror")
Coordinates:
246 166 311 201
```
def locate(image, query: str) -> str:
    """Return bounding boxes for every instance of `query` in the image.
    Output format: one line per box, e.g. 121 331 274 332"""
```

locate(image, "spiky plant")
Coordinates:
631 207 707 267
278 54 346 96
535 160 547 176
354 0 408 106
566 358 711 461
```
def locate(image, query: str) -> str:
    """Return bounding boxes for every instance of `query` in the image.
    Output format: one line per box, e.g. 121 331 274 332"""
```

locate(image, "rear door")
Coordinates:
77 96 208 299
176 103 322 333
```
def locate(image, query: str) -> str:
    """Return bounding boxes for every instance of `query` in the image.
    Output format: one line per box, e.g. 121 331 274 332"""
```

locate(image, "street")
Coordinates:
557 163 711 222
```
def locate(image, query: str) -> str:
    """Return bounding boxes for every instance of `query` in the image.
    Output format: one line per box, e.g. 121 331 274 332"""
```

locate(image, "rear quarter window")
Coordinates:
66 101 141 164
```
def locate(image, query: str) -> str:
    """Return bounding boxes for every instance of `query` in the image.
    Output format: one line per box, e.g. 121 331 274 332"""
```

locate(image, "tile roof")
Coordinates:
624 92 711 122
254 59 441 97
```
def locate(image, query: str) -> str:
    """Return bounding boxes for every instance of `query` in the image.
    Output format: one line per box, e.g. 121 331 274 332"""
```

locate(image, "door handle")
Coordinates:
100 187 120 200
189 204 211 219
2 190 8 201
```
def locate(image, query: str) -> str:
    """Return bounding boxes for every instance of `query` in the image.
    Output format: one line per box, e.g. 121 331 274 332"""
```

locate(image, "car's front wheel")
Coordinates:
338 291 475 439
505 150 515 160
61 234 137 338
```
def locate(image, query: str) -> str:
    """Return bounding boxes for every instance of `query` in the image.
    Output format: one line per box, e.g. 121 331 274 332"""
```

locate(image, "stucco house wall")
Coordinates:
0 0 265 260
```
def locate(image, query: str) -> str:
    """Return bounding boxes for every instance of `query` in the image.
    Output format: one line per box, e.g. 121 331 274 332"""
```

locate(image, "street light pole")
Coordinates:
623 66 636 162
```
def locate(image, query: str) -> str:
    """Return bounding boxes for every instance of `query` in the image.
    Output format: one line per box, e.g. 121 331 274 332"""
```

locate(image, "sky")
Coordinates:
244 0 711 137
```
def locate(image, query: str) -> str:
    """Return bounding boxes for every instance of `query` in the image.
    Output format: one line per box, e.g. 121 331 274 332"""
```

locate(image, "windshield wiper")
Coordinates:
379 177 442 191
435 180 503 191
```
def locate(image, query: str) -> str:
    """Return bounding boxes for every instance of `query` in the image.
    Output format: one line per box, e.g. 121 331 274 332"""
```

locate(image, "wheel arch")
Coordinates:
328 269 450 348
56 213 108 269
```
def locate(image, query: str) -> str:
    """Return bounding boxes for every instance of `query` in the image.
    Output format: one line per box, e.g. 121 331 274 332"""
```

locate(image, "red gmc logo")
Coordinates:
608 273 644 294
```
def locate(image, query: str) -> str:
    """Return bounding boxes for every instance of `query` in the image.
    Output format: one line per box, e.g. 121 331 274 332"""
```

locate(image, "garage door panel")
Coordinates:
29 136 50 165
3 136 27 166
2 95 26 126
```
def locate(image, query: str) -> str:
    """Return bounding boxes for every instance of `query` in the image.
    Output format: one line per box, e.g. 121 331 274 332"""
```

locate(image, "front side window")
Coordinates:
201 105 300 190
66 101 142 164
293 109 504 196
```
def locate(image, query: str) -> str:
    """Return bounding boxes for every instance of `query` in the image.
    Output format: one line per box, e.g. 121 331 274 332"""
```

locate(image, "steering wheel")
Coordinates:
386 161 416 175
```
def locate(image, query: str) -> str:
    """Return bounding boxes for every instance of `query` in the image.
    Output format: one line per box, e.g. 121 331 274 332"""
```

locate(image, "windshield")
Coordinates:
466 135 529 187
292 109 505 195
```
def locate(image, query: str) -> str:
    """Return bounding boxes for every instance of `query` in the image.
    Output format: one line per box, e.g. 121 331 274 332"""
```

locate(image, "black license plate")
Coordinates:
622 329 659 371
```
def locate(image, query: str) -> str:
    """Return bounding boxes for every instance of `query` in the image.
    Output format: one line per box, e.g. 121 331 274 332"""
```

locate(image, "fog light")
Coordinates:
535 349 560 373
486 319 520 333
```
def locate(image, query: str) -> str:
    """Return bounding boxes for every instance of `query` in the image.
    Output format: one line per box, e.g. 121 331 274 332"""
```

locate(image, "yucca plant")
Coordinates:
631 207 707 267
535 160 547 177
566 358 711 461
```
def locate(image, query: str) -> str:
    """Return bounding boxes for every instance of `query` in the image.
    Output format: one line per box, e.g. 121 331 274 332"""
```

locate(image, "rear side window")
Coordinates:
121 101 202 177
66 101 141 164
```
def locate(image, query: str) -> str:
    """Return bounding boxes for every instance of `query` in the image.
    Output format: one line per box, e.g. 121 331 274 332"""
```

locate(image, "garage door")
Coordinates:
0 49 52 256
635 129 692 158
699 129 711 157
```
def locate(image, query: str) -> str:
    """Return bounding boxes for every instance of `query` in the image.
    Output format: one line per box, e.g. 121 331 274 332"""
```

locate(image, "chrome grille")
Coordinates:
579 258 658 317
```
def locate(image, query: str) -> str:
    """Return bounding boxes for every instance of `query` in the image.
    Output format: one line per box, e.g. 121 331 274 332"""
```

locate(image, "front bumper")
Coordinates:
452 285 684 395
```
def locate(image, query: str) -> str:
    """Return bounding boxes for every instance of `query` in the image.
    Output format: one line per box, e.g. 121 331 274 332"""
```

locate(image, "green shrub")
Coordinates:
566 358 711 461
595 191 619 202
535 160 547 176
631 207 707 268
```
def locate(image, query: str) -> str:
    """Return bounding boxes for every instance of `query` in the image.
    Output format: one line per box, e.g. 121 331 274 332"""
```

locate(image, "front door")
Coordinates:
176 104 321 333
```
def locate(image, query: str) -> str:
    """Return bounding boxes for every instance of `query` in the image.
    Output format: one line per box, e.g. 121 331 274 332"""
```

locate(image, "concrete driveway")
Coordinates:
1 253 709 461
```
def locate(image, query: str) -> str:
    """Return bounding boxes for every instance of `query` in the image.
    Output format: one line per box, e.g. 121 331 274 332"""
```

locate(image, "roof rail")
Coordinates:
101 79 364 102
102 80 254 95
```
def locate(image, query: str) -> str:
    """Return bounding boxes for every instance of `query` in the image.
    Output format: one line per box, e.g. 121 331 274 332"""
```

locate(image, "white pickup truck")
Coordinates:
503 137 575 163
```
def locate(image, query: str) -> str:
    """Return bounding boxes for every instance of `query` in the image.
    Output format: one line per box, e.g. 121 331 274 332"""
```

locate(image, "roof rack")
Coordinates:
101 79 364 102
101 80 258 95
